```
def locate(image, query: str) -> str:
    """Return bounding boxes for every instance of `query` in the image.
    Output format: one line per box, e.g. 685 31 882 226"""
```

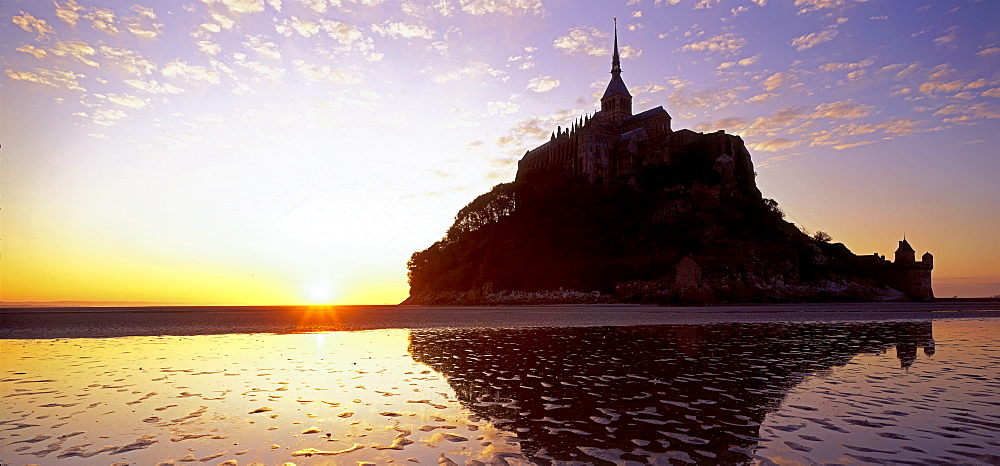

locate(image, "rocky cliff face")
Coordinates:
405 130 888 305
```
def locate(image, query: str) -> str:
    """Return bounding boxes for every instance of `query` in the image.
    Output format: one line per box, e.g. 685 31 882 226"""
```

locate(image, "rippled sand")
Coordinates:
1 331 523 464
2 319 998 464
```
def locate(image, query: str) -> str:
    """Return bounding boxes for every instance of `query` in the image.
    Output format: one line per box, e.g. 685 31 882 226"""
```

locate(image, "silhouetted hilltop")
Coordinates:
405 136 887 305
404 23 927 305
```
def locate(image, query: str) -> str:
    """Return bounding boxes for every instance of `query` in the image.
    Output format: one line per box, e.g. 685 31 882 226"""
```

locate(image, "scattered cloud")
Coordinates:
678 33 745 54
202 0 266 14
818 57 874 72
431 62 506 84
761 71 796 91
527 76 560 92
12 12 56 38
459 0 545 16
54 0 84 27
49 40 101 67
933 26 958 48
793 0 867 15
293 60 362 84
161 60 223 84
6 67 87 91
370 21 435 39
832 140 875 150
752 138 801 152
718 54 760 70
811 99 873 119
977 47 1000 57
789 21 844 51
553 27 608 56
933 102 1000 123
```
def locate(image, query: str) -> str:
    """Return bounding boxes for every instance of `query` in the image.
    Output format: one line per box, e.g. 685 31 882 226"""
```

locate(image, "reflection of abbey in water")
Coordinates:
409 322 934 464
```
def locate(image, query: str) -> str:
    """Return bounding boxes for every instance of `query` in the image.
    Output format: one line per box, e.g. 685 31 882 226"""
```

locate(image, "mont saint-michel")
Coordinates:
405 24 933 306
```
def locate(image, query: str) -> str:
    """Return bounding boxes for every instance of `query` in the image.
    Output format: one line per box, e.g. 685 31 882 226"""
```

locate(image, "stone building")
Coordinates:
515 22 760 202
869 238 934 301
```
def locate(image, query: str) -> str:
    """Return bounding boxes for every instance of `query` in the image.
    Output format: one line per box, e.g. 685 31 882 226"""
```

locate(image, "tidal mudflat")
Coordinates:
2 314 999 464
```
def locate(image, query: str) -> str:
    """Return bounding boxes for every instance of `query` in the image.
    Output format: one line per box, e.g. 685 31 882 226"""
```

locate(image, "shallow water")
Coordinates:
1 319 998 464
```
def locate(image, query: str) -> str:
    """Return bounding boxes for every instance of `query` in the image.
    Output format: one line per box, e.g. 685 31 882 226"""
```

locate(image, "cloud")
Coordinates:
977 47 1000 57
552 26 642 59
718 54 760 70
553 27 609 56
459 0 545 15
87 7 121 34
761 71 795 91
6 68 87 91
818 57 874 72
746 92 775 103
55 0 84 27
933 26 958 48
877 118 921 136
432 62 506 84
678 33 745 54
527 76 560 92
99 93 150 109
161 60 223 84
751 138 801 152
933 102 1000 123
668 85 743 111
243 35 281 59
12 12 55 37
49 40 101 67
16 44 48 59
124 79 185 94
202 0 266 14
916 67 990 96
101 46 158 76
832 140 875 150
321 20 364 44
691 116 751 133
793 0 867 15
811 99 873 119
275 16 320 37
789 27 838 51
370 21 435 39
88 108 129 126
486 100 520 115
293 60 361 84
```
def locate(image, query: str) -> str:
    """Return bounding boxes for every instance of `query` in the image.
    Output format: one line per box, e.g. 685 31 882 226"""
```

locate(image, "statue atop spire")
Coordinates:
601 18 632 124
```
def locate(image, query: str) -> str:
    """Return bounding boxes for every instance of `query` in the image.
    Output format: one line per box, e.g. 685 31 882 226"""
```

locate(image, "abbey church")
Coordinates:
516 22 760 204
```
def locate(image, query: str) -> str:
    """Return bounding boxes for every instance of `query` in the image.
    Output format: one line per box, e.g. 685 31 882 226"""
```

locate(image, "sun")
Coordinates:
303 281 339 305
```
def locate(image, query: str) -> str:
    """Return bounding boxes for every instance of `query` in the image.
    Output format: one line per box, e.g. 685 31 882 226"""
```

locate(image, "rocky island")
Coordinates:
405 24 933 306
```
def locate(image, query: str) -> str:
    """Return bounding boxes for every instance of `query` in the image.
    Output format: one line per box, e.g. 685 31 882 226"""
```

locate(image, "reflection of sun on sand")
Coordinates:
0 330 524 463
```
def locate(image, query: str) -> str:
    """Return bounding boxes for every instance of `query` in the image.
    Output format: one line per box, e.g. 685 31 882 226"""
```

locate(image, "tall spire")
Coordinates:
611 17 621 75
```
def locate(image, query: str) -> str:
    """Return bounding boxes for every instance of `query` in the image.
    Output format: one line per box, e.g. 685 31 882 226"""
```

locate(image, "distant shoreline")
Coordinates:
2 302 999 340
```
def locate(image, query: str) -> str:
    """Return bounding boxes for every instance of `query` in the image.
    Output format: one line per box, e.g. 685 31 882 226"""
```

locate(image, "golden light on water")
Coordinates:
0 330 521 463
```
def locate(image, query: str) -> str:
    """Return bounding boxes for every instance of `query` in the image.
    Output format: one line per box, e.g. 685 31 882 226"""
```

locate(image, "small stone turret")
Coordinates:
895 239 915 264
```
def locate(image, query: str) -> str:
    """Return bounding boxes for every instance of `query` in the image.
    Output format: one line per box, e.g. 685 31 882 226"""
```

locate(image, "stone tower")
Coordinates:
889 238 934 301
600 18 632 125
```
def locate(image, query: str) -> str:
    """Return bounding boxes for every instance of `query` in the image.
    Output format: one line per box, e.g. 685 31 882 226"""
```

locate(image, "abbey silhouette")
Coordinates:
405 22 934 304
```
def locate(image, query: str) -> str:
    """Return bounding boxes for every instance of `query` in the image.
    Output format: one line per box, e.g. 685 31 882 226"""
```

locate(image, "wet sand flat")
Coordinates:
2 302 999 339
1 308 999 464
